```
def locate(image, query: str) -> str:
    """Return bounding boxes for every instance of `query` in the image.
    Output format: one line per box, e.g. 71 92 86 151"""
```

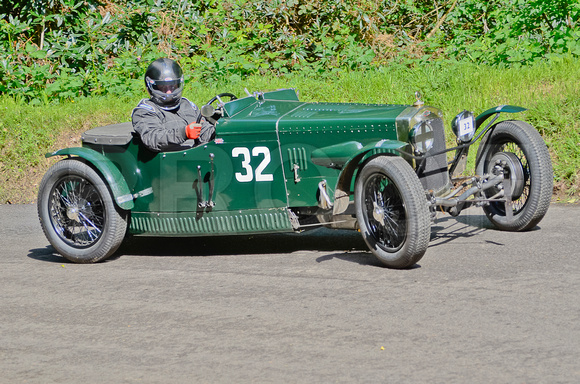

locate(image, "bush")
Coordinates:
0 0 578 102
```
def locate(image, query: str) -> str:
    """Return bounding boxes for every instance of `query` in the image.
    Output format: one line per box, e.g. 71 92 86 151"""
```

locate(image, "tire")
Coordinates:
475 120 553 231
355 156 431 268
37 159 128 263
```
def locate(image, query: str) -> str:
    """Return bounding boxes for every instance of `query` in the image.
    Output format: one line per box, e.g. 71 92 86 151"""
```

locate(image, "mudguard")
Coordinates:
311 139 406 169
475 105 527 128
46 147 134 210
311 139 407 214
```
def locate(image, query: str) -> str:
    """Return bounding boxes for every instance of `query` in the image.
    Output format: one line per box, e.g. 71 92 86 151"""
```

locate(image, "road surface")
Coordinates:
0 203 578 383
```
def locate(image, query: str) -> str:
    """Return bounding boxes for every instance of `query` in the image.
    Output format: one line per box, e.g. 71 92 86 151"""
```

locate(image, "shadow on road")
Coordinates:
29 212 541 265
28 228 374 265
430 214 491 247
28 246 69 263
315 252 382 267
117 228 368 257
430 211 543 247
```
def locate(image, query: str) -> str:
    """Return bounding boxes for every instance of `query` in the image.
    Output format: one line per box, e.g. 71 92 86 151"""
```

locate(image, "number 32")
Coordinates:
232 147 274 182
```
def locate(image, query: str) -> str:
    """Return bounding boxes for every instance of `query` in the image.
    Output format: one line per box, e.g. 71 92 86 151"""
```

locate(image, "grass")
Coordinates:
1 58 579 203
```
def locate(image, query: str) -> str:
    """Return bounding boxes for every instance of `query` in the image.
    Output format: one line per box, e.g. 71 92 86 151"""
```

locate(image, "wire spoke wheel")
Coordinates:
487 141 530 215
363 173 407 252
38 159 128 263
355 157 430 269
476 120 553 231
49 176 106 248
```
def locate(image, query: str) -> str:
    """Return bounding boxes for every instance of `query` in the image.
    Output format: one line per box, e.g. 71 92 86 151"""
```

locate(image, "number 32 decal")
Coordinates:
232 147 274 182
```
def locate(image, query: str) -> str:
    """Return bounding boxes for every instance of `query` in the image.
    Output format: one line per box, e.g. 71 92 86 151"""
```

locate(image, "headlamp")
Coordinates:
409 120 434 155
452 110 476 143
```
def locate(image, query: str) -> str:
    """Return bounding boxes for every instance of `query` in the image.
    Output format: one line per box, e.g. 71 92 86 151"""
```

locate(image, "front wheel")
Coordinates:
475 120 553 231
355 156 431 268
37 159 128 263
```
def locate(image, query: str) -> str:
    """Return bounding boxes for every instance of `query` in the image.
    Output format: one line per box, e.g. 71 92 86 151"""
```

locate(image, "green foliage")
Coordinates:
445 0 580 66
1 59 579 203
1 0 578 102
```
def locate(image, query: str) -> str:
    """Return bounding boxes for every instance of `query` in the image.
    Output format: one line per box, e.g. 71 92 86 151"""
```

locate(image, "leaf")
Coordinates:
29 50 47 59
102 12 111 25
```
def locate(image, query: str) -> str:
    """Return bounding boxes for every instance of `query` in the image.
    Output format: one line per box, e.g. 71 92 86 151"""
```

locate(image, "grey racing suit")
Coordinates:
131 97 214 152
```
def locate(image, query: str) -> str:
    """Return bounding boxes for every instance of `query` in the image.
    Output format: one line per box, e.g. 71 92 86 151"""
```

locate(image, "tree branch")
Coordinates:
426 0 458 40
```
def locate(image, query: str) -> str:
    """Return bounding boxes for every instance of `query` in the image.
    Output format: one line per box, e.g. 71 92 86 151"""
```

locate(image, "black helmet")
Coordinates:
144 58 184 110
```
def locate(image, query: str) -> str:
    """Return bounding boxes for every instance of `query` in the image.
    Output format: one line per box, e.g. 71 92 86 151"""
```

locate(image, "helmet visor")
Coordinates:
147 76 183 94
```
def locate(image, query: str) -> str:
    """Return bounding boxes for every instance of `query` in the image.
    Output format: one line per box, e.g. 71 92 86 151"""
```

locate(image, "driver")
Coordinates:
132 58 214 152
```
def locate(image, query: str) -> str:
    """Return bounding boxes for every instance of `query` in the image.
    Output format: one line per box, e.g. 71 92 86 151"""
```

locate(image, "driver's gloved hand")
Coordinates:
185 123 202 140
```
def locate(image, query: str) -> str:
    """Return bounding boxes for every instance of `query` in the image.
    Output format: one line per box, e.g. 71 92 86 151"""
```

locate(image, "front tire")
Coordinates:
355 157 431 268
476 120 553 231
37 159 128 263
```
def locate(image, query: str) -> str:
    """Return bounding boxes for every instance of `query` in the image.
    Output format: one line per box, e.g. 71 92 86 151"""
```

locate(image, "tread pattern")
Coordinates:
355 156 431 268
476 120 553 231
37 159 128 263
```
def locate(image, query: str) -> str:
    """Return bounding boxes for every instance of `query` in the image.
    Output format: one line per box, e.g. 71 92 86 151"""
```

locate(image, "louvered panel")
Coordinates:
129 209 293 236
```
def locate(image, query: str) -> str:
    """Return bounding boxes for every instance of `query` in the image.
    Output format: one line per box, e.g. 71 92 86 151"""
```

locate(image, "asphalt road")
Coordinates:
0 203 578 383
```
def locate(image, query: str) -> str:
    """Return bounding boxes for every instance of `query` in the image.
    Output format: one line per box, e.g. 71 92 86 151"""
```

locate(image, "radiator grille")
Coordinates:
416 118 450 194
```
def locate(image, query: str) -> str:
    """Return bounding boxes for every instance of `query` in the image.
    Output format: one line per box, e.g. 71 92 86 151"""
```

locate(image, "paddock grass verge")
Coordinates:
1 59 578 204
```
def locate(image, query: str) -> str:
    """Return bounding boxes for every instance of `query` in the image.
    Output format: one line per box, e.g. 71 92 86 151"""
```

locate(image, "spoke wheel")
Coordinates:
48 175 106 248
38 159 127 263
476 120 553 231
487 144 529 215
362 173 407 252
355 157 430 269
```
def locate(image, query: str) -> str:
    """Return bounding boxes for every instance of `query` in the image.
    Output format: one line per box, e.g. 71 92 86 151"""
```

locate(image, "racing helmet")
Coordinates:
144 58 184 110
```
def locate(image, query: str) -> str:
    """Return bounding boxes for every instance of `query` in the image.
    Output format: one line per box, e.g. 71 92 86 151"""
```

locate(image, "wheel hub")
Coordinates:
490 152 525 200
65 199 90 223
372 201 385 222
66 206 80 222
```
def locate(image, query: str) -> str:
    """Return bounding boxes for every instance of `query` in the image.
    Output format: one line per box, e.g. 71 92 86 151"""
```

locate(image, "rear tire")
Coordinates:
355 157 431 268
37 159 128 263
475 120 553 231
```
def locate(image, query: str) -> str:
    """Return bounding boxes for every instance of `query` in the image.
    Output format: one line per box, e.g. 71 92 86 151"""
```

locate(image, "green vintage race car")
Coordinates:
37 89 553 268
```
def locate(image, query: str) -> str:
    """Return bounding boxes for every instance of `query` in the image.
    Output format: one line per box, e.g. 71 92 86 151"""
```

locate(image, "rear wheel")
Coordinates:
37 159 128 263
476 120 553 231
355 157 431 268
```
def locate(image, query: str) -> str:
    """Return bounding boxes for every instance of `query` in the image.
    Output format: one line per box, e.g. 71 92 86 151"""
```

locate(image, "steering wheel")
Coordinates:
206 92 238 106
197 93 238 123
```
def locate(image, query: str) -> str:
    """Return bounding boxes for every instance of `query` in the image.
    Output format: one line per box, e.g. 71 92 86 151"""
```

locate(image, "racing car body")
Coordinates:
38 89 553 268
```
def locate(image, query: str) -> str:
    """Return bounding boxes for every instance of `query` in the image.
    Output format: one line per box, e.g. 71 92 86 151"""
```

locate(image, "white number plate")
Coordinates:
458 117 474 137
